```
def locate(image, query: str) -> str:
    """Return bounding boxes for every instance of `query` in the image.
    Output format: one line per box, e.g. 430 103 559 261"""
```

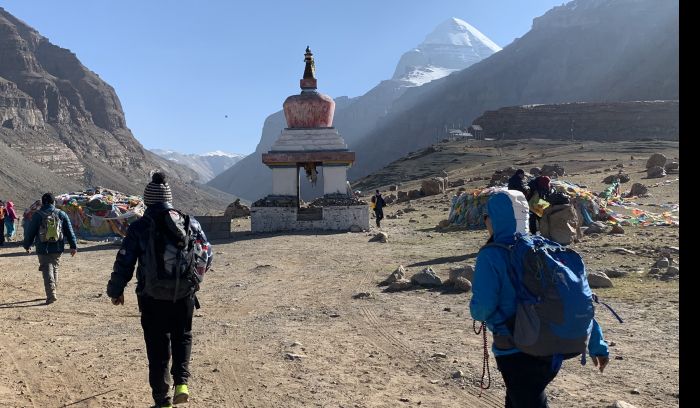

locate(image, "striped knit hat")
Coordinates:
143 172 173 206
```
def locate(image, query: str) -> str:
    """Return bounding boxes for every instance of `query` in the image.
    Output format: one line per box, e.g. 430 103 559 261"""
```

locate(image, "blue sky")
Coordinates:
2 0 564 155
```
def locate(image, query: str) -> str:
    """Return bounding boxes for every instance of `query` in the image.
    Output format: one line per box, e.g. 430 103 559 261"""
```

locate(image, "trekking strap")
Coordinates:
592 294 624 323
472 320 491 395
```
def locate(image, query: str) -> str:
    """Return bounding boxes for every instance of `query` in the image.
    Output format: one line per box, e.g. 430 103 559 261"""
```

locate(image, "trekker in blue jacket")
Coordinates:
470 189 609 408
23 193 78 304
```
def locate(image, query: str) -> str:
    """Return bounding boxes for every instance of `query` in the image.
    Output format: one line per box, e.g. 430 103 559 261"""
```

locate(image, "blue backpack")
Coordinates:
484 234 596 358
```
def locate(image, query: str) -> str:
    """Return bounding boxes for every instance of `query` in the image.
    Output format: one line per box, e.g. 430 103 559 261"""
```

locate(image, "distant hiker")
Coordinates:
4 200 18 241
0 200 5 246
107 172 212 408
22 193 78 304
470 190 609 408
507 169 529 196
371 190 386 228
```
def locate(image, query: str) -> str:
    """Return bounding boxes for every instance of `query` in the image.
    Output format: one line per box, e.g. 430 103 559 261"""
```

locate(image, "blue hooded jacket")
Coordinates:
469 190 608 358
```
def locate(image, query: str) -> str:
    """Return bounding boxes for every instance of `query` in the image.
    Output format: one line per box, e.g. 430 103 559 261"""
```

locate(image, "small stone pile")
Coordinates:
310 193 366 207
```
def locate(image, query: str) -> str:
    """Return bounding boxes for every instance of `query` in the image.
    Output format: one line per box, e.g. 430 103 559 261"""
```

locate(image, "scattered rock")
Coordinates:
449 178 465 187
452 370 464 379
587 270 613 288
352 292 371 299
612 401 638 408
611 247 635 255
604 174 630 184
664 161 679 173
628 183 648 197
431 352 447 359
224 198 251 218
647 165 666 178
448 264 475 282
646 153 667 169
379 265 406 286
451 277 472 293
443 307 452 312
437 219 450 228
409 219 418 223
656 258 670 268
605 269 628 278
630 388 641 395
385 279 414 292
408 189 423 200
541 163 565 177
389 185 398 191
584 222 607 234
664 266 679 277
609 224 625 234
285 353 307 361
410 267 442 287
369 232 388 243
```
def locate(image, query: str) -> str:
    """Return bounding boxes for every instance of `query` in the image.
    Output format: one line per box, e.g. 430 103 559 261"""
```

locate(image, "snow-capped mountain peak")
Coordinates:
392 17 501 85
151 149 245 182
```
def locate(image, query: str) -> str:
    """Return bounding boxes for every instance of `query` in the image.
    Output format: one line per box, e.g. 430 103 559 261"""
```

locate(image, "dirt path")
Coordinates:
1 141 678 407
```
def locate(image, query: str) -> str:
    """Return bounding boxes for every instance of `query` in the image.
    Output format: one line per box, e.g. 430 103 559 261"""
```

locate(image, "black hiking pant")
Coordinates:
374 208 384 227
495 352 559 408
138 294 195 405
0 219 4 245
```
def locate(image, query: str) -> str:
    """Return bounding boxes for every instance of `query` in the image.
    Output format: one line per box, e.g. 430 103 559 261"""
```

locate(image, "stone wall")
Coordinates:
251 205 369 233
471 101 678 141
194 215 233 240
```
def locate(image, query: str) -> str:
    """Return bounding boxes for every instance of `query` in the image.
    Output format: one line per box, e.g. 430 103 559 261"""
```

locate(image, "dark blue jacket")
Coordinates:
107 203 208 299
23 204 77 254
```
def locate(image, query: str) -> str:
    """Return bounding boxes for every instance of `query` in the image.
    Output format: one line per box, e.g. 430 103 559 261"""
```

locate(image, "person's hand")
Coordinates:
111 295 124 305
70 248 77 257
592 355 609 373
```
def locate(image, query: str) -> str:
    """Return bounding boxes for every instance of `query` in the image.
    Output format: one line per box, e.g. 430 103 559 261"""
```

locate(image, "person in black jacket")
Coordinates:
371 190 386 228
107 172 209 408
507 169 529 197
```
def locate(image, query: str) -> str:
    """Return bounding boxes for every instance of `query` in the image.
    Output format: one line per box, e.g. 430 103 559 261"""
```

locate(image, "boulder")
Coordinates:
587 270 613 288
224 199 251 218
448 265 475 282
541 164 565 177
645 153 667 169
421 178 445 196
369 232 388 243
384 279 414 292
664 161 679 173
647 166 666 178
410 267 442 287
628 183 648 197
379 265 406 285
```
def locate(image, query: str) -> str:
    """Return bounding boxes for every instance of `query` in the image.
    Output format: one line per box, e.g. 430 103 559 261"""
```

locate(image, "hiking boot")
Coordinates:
173 384 189 404
45 294 57 304
151 404 173 408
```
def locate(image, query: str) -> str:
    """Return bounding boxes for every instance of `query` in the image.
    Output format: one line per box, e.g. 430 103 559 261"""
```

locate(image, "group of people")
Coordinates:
0 199 18 245
10 170 610 408
14 173 208 408
507 169 556 234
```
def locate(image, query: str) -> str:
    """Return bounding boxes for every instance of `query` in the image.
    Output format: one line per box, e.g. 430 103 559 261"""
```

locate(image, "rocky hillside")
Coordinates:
0 7 232 213
349 0 679 179
472 100 679 141
209 18 500 202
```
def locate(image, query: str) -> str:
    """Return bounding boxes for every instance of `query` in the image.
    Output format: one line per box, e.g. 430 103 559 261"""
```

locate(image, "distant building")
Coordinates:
468 124 483 140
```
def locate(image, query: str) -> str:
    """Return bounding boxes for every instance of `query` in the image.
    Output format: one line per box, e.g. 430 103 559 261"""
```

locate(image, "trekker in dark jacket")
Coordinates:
371 190 386 228
107 172 207 408
23 193 78 304
507 169 529 197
